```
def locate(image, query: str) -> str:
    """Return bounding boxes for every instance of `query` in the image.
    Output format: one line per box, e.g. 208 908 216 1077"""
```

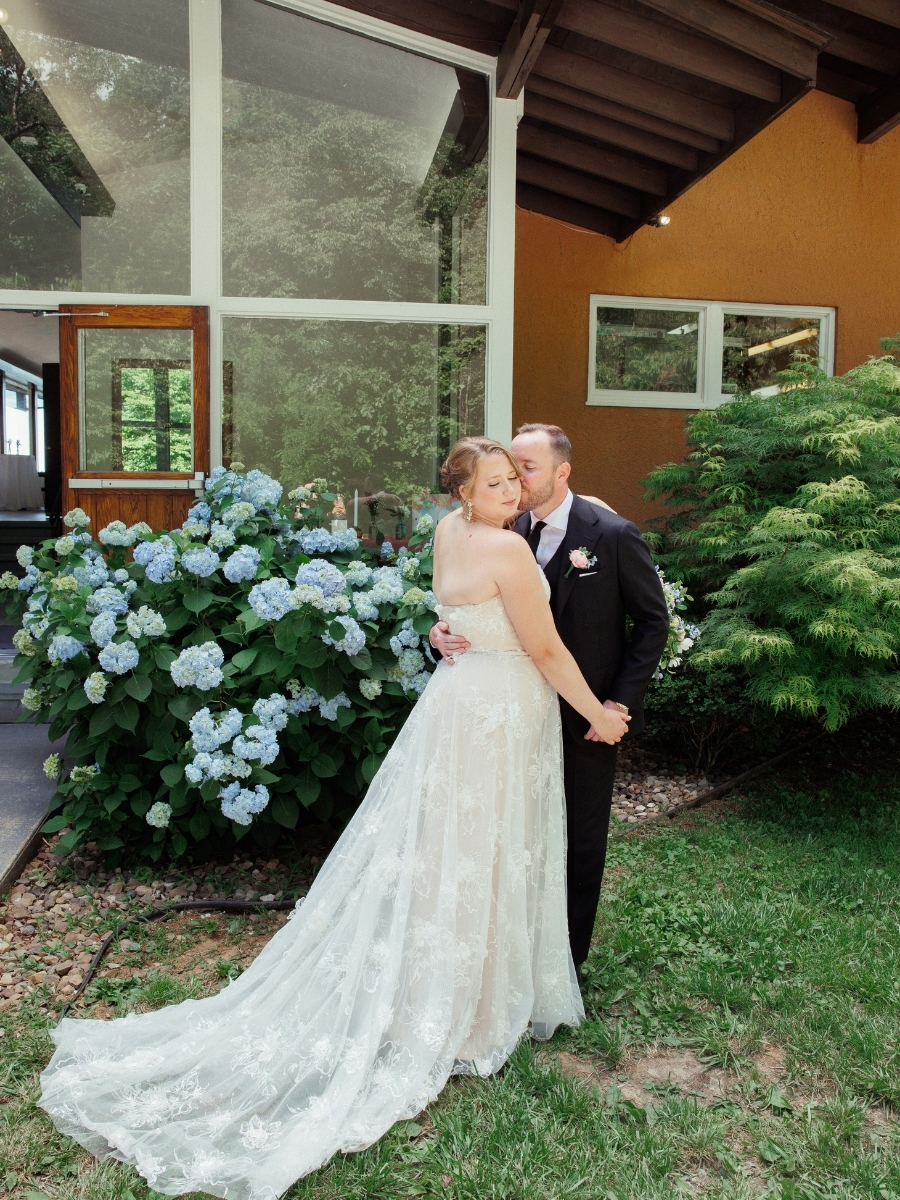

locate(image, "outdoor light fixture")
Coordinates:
647 214 671 227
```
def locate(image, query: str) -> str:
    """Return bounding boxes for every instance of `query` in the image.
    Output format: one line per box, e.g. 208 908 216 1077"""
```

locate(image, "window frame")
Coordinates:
587 295 836 409
0 0 517 464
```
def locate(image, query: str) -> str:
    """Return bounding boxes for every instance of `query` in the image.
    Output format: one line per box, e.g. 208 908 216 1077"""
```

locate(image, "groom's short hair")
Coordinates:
515 423 572 466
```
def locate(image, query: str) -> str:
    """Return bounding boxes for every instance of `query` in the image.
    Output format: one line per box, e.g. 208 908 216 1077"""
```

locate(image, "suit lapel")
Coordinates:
554 497 604 619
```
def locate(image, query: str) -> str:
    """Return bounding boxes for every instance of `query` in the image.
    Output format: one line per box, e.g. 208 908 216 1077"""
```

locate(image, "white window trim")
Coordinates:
587 295 836 410
0 0 516 462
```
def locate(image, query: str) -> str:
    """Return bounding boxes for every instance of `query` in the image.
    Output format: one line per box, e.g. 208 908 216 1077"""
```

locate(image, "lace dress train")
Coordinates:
39 589 583 1199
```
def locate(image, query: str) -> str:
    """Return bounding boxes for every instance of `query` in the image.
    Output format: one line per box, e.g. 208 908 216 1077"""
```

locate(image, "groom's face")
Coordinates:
510 431 565 512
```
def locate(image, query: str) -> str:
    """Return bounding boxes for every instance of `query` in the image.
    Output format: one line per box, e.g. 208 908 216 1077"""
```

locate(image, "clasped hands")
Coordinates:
429 622 629 745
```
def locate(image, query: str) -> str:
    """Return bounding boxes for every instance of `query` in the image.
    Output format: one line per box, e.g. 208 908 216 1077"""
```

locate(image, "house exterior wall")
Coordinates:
512 89 900 526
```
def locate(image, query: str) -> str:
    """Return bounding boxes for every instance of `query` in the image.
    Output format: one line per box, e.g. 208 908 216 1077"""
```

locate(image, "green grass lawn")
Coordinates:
2 763 899 1199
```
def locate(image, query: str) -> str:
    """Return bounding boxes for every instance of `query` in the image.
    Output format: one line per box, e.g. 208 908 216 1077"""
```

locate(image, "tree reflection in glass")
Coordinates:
0 0 190 293
221 0 489 303
595 307 700 394
722 315 820 396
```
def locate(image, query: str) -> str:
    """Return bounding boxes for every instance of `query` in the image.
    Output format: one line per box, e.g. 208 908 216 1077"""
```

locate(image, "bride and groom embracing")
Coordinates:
40 424 670 1199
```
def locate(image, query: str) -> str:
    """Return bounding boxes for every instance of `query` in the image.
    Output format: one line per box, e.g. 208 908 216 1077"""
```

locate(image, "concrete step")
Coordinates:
0 722 66 894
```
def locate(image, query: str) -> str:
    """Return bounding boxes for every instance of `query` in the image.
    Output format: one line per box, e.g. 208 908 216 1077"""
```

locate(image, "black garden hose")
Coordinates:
56 897 300 1022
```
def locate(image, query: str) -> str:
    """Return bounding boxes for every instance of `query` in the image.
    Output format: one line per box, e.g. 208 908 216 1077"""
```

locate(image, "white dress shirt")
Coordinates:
529 489 573 569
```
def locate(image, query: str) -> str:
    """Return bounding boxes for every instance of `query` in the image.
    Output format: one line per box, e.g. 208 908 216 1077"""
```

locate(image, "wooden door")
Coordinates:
60 305 209 531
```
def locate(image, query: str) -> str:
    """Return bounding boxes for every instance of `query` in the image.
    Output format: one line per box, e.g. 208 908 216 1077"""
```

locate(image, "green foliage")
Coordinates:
0 469 438 864
644 344 900 729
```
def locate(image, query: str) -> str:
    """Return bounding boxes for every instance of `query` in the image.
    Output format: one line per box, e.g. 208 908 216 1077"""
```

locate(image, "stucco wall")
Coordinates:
513 89 900 526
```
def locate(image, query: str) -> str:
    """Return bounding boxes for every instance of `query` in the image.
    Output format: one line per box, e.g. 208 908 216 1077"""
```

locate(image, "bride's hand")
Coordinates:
584 702 630 744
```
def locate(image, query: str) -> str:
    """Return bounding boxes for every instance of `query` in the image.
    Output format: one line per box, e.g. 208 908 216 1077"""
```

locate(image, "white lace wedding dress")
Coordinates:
40 581 583 1199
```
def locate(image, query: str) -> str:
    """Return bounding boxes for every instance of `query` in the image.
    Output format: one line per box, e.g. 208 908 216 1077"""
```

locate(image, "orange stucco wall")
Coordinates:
513 89 900 526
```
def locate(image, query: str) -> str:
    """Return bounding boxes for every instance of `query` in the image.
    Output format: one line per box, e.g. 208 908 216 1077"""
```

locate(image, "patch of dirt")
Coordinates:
551 1046 736 1106
752 1042 786 1084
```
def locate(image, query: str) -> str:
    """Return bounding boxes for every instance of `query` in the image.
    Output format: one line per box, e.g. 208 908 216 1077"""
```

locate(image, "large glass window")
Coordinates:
3 376 32 453
221 0 489 303
0 0 190 293
588 296 834 408
222 318 485 509
79 328 193 472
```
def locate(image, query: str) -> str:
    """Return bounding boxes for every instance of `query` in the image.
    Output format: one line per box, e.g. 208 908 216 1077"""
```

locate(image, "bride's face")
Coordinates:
462 454 522 525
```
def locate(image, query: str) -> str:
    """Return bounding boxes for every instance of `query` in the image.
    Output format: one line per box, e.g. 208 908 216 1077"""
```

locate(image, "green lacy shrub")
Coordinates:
644 342 900 730
0 469 439 863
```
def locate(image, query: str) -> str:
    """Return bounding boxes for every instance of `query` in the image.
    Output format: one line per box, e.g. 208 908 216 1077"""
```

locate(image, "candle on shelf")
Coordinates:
353 489 359 531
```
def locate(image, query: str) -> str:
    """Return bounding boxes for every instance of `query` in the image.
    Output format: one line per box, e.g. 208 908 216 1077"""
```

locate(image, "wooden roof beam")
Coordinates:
636 0 828 78
519 120 669 191
556 0 782 100
537 43 735 139
818 0 900 28
524 90 700 168
517 151 642 214
497 0 565 98
517 181 622 237
857 72 900 140
527 74 721 151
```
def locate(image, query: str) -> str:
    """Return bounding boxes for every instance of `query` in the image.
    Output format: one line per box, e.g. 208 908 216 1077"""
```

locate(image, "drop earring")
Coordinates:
463 500 474 523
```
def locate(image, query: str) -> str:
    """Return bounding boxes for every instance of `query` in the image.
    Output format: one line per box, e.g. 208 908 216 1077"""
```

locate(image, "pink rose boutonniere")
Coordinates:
565 547 598 577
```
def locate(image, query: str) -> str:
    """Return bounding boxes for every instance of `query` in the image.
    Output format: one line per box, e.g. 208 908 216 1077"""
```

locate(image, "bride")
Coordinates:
39 437 629 1199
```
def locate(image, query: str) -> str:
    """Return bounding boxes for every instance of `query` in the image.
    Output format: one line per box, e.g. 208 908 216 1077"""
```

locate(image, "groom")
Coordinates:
430 423 669 970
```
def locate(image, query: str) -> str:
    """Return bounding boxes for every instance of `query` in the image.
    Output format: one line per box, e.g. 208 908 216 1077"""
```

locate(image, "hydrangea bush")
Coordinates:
1 470 439 862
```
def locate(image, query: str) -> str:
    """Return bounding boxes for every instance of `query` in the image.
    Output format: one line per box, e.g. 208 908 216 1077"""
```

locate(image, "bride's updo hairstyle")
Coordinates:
440 436 523 500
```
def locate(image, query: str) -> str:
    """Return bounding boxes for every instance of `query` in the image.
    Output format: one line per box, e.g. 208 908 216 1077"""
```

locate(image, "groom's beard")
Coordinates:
518 477 556 513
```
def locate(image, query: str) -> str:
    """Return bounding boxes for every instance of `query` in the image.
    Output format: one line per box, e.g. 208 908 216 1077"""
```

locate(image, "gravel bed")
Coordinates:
0 835 325 1016
611 743 727 825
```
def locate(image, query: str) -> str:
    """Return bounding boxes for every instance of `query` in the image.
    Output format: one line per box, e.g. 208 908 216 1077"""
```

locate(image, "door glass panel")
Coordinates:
0 0 190 293
34 387 44 470
594 307 700 394
3 378 32 454
222 318 485 509
79 328 193 472
722 314 821 396
221 0 489 303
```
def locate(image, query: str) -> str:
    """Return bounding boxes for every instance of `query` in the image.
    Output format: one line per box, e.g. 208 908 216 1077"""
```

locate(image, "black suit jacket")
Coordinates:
514 496 670 740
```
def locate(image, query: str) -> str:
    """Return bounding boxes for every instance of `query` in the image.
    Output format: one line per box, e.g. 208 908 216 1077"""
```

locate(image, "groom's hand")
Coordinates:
429 621 471 665
584 700 631 744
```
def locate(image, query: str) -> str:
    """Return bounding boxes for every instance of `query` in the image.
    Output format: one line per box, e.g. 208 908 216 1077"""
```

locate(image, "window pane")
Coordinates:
3 379 32 454
222 319 485 517
0 0 190 293
221 0 489 303
722 314 820 396
35 387 45 471
79 328 193 472
595 307 699 394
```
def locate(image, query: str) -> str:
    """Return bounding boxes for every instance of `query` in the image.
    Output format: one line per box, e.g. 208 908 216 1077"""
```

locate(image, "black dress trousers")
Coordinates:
562 729 618 968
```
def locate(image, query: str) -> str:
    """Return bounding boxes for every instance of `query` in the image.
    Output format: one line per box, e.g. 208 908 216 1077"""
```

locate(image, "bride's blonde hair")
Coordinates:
439 436 523 500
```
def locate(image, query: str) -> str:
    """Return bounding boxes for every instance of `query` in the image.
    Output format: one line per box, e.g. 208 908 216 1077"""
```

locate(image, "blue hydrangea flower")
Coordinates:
170 642 225 690
398 647 425 676
359 678 382 699
48 635 85 663
90 611 117 648
369 567 404 605
16 545 34 567
223 545 260 583
208 522 236 551
232 725 279 766
221 501 257 527
220 782 270 825
182 546 220 577
294 559 346 597
344 561 373 587
333 529 360 552
248 577 294 621
86 585 129 616
390 621 420 656
186 501 211 523
252 693 289 731
185 751 243 783
189 706 243 752
54 535 75 556
380 541 393 559
318 692 351 722
294 527 337 555
18 567 39 592
242 470 282 511
125 606 166 639
98 640 140 674
322 615 366 657
285 682 320 714
352 591 379 621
